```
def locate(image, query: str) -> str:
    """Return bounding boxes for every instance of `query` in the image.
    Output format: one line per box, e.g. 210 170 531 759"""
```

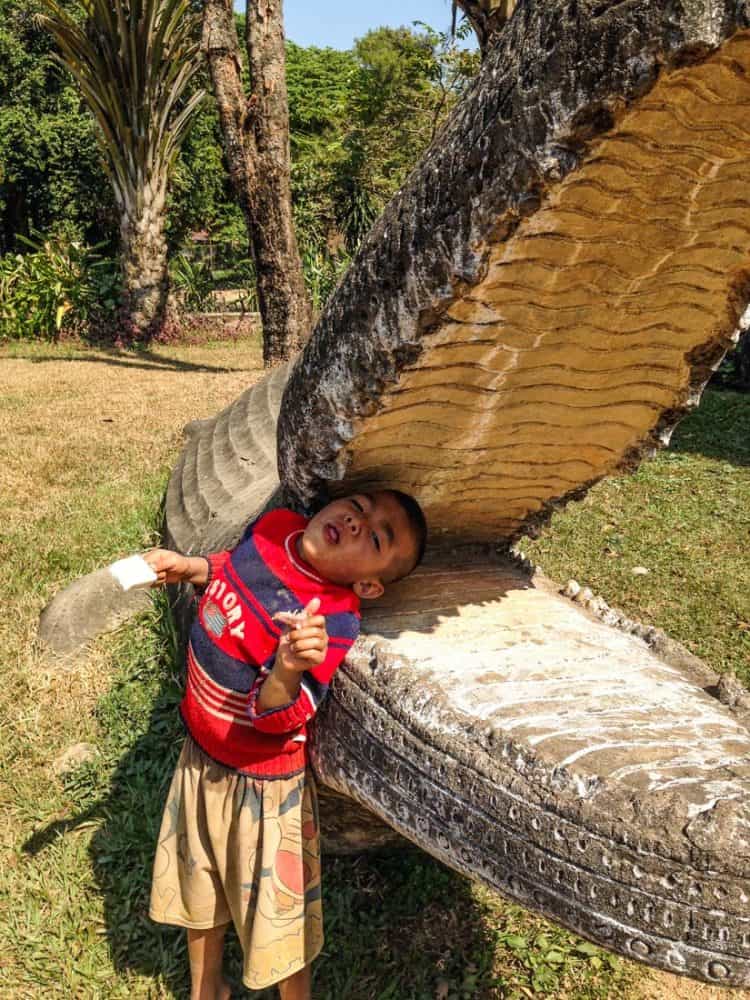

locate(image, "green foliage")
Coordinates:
0 230 118 339
0 0 115 252
286 42 356 138
1 10 480 320
286 23 480 303
165 88 243 253
332 22 480 250
38 0 206 216
301 243 350 315
712 330 750 390
169 251 214 312
494 914 623 996
295 24 477 310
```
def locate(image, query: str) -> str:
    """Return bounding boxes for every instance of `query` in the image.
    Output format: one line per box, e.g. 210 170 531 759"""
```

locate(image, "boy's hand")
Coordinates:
273 597 328 674
143 549 208 587
143 548 192 585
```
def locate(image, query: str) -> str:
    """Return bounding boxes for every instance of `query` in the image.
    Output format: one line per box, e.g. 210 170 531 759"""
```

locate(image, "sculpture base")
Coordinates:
310 550 750 986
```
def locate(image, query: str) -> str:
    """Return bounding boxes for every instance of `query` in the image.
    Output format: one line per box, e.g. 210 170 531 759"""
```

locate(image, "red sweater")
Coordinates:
181 508 361 778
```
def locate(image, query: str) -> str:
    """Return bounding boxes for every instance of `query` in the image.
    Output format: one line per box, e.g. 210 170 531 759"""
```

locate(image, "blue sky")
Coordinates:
234 0 460 50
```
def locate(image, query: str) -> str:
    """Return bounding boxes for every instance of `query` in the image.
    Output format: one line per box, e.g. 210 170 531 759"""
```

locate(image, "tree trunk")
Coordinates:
202 0 311 366
454 0 517 55
118 187 170 342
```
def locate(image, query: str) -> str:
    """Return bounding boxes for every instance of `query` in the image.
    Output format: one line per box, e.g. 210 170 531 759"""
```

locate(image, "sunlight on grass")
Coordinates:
525 390 750 682
1 343 748 998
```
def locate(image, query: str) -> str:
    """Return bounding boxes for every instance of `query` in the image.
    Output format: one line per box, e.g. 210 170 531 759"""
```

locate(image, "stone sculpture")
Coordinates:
41 0 750 985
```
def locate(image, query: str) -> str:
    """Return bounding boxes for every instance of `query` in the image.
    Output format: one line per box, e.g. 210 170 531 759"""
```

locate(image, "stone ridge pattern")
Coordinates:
164 362 291 555
311 627 750 986
277 1 750 544
38 566 151 655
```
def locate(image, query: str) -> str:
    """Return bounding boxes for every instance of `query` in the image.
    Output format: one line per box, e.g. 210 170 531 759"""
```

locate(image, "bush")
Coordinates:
301 243 349 314
0 231 118 340
169 251 214 312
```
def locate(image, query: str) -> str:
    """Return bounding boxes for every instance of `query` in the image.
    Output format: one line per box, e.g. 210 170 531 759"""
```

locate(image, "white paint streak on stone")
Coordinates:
366 561 750 817
558 740 708 770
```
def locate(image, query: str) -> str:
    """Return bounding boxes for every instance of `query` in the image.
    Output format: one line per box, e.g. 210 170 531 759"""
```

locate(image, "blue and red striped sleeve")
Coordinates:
247 610 360 734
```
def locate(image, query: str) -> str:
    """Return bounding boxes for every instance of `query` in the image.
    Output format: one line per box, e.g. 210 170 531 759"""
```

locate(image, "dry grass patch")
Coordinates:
1 340 748 999
643 972 750 1000
0 339 264 997
0 339 262 710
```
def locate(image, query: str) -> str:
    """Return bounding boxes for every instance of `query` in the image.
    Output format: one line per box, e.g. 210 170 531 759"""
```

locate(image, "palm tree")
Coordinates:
39 0 205 341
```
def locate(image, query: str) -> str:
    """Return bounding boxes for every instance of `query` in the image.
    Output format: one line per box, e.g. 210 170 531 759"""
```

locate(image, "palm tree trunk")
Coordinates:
118 188 170 341
39 0 204 347
202 0 311 366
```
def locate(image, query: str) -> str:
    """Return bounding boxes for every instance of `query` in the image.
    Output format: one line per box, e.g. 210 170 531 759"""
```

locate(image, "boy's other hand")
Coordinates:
273 597 328 673
143 548 190 585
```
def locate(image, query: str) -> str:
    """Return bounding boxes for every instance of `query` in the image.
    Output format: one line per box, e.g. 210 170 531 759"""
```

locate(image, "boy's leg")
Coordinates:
277 963 311 1000
187 924 232 1000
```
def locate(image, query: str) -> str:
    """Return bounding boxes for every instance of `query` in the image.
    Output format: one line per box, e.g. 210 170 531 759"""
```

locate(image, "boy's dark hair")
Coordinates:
387 489 428 581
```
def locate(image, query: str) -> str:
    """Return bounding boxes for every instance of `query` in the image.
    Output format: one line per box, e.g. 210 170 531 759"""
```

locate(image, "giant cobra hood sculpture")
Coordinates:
41 0 750 986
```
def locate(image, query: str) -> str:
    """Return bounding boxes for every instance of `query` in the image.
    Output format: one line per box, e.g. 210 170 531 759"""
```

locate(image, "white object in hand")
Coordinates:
274 608 308 628
108 555 158 591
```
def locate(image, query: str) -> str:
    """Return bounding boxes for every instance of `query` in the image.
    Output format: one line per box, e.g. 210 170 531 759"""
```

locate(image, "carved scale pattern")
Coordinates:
311 650 750 986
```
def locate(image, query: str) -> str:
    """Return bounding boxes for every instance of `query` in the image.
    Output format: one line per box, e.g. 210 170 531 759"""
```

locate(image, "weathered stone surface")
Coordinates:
277 2 750 545
316 787 407 854
52 742 97 776
312 553 750 985
164 360 290 553
38 566 151 655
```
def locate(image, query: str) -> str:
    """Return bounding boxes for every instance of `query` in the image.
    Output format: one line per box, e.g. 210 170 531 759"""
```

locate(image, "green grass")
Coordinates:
2 343 747 999
525 389 750 682
6 592 634 999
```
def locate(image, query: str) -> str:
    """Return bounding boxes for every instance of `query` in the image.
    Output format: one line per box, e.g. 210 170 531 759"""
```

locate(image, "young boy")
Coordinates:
145 490 427 1000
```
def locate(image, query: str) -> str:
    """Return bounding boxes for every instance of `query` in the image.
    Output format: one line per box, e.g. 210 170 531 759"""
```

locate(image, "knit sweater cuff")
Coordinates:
193 552 226 593
247 681 308 734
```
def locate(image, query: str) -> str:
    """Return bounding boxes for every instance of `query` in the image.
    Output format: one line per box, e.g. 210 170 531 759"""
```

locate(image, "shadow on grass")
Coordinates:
670 388 750 467
19 345 259 375
24 594 501 1000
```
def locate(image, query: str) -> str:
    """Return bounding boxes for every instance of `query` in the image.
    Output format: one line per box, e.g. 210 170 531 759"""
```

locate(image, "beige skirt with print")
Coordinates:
149 736 323 989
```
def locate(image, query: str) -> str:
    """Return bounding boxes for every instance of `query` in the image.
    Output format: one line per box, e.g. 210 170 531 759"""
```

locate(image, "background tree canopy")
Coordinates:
0 2 479 322
1 4 746 384
0 0 116 254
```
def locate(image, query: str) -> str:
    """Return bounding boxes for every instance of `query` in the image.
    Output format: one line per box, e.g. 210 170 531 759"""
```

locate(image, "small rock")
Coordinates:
716 673 750 712
53 742 97 777
574 586 593 604
631 566 650 576
563 580 580 598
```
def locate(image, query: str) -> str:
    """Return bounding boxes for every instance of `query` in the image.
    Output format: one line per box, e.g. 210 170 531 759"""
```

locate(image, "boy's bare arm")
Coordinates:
256 598 328 713
144 548 210 587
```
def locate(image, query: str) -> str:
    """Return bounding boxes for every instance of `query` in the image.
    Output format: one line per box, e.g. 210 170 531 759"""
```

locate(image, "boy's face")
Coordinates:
298 491 419 599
